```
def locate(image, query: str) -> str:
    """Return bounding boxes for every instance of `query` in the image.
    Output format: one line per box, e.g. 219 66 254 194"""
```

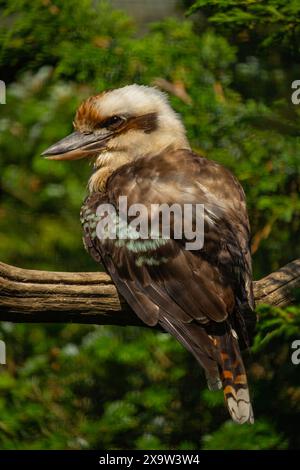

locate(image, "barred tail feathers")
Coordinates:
216 332 254 424
159 313 253 424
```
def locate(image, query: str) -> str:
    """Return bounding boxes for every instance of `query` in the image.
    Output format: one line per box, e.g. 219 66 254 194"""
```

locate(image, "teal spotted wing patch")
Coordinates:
81 198 170 267
80 207 101 241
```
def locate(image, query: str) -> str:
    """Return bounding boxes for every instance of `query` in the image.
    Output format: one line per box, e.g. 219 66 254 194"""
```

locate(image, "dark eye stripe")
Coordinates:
92 112 157 134
99 116 124 129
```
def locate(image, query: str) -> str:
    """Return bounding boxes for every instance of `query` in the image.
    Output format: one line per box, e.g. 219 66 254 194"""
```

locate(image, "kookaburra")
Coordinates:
43 84 256 424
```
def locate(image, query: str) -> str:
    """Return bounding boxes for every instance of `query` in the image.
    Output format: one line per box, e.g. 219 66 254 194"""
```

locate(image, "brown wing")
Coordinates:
81 148 255 423
107 148 254 316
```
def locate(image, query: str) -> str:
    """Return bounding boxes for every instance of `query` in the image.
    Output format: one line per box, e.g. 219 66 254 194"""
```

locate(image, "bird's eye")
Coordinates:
100 115 125 130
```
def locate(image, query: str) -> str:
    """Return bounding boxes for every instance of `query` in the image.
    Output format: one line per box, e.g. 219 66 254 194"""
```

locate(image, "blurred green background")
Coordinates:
0 0 299 450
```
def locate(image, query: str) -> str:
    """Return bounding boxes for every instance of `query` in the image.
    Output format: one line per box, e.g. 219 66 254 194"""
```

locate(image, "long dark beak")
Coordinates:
42 130 112 161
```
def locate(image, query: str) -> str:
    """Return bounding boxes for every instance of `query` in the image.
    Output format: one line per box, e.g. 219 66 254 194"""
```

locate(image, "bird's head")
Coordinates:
42 85 190 190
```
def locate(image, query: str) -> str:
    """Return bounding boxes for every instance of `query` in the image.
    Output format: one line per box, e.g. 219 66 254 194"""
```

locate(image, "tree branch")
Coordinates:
0 259 299 326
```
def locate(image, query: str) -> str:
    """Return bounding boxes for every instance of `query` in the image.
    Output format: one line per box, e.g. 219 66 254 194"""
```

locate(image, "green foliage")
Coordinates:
0 0 134 83
253 304 300 353
202 420 288 450
188 0 300 57
0 0 299 450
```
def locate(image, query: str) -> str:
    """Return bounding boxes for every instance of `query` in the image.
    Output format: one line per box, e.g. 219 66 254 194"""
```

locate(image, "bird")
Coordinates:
42 84 256 424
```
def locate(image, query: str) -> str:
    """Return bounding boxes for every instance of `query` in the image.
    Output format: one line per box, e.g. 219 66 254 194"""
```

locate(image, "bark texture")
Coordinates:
0 259 299 326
